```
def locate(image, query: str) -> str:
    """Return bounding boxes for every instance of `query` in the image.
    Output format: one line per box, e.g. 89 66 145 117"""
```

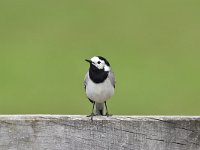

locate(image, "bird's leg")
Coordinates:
87 102 95 120
104 101 112 117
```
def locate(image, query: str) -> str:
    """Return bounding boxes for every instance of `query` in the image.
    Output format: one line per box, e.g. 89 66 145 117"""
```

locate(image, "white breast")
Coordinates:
86 78 115 103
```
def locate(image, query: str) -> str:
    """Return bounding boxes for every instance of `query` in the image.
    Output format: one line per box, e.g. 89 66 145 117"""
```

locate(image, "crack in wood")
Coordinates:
147 117 199 133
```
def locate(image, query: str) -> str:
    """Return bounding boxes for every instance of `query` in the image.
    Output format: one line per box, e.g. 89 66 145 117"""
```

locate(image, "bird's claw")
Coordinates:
87 113 96 120
105 113 112 117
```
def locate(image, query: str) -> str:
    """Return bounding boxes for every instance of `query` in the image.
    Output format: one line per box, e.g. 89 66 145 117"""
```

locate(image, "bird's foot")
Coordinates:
87 113 96 120
104 112 112 117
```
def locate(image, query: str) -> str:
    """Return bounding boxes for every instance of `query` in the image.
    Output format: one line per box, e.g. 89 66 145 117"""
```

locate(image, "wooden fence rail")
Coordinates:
0 115 200 150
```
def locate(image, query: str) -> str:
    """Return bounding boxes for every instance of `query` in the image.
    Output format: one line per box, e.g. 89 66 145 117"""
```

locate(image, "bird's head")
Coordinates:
85 56 110 71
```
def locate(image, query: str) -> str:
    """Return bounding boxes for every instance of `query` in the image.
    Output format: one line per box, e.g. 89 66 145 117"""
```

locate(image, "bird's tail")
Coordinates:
95 103 104 115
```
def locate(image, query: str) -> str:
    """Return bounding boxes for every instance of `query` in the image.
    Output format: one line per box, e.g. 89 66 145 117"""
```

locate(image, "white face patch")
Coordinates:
104 65 110 71
91 56 100 63
90 56 110 71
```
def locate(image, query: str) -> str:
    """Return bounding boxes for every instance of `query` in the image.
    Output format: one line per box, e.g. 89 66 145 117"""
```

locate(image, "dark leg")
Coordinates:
87 102 95 120
105 101 112 117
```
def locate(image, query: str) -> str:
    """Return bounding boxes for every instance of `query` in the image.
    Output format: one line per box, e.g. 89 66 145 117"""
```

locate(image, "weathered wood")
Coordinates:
0 115 200 150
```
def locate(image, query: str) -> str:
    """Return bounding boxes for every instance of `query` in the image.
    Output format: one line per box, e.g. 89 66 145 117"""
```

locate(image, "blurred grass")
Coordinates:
0 0 200 115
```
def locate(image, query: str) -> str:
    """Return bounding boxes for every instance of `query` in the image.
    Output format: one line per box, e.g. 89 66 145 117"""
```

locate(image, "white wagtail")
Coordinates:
84 56 115 120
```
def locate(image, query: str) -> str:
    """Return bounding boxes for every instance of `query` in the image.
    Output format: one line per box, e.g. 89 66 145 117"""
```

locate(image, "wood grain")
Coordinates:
0 115 200 150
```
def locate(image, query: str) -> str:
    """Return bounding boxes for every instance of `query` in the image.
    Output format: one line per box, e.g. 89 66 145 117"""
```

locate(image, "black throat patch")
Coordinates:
89 64 108 83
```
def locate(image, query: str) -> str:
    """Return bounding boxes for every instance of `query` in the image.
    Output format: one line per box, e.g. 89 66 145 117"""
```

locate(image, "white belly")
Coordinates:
86 78 115 103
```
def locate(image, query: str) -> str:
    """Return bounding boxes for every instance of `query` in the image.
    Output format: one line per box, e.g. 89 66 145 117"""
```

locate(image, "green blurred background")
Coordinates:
0 0 200 115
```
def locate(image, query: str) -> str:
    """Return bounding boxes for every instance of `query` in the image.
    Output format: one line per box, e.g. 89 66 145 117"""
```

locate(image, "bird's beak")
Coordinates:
85 59 92 63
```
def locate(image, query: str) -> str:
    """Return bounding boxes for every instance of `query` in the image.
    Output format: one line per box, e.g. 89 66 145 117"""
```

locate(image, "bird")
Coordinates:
84 56 115 120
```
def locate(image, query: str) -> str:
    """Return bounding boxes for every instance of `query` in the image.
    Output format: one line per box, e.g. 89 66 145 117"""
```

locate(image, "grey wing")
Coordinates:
108 71 116 88
84 71 89 90
84 71 94 103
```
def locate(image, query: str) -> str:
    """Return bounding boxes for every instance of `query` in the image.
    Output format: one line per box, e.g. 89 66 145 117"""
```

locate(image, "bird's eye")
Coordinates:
97 61 101 64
